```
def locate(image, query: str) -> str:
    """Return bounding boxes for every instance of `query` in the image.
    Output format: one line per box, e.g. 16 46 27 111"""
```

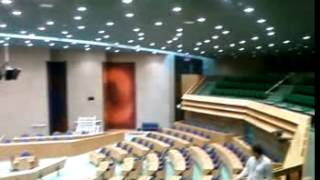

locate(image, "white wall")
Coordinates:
53 50 105 130
0 49 175 137
0 47 50 137
107 53 175 128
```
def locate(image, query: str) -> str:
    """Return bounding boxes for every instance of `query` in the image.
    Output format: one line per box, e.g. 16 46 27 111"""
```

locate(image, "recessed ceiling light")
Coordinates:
266 27 274 31
267 32 275 36
172 37 179 41
222 30 230 35
114 50 120 53
98 30 105 34
177 44 183 48
0 40 4 44
283 40 290 44
211 35 219 39
184 21 195 24
213 45 219 49
257 18 266 23
200 51 206 54
61 31 69 34
95 38 102 41
138 37 144 41
27 43 33 47
176 33 183 37
243 7 255 13
1 0 12 5
128 40 134 43
149 42 155 46
106 21 115 26
44 39 50 42
77 6 87 12
49 43 55 47
176 28 183 32
3 43 9 46
46 21 55 26
103 35 110 39
239 40 246 44
251 36 259 41
12 10 22 16
77 25 86 30
172 6 182 12
177 49 183 53
133 28 140 32
38 27 46 31
204 39 211 43
268 43 275 47
122 0 133 4
161 46 167 50
63 45 69 49
256 46 262 50
229 43 235 47
215 25 223 30
239 47 245 51
154 21 163 26
0 23 7 28
106 47 111 50
303 45 308 49
84 44 90 48
25 40 31 44
125 13 134 18
138 32 144 36
66 34 73 38
193 47 199 51
218 49 224 53
74 16 82 20
85 48 91 51
19 30 27 34
302 36 311 40
4 37 10 40
39 3 54 8
197 17 206 22
167 40 173 44
196 42 202 46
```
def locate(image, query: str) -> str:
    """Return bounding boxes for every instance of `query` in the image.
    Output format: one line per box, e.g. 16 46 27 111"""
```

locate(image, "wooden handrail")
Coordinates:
273 164 302 177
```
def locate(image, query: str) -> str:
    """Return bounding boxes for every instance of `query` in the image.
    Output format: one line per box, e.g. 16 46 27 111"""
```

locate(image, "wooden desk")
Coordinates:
0 157 66 180
122 157 135 176
168 176 182 180
12 156 38 171
104 145 128 162
122 141 150 157
89 151 106 166
137 176 152 180
210 143 243 174
201 175 214 180
109 176 124 180
136 137 170 153
0 132 124 160
96 160 115 179
145 153 159 175
12 133 104 143
163 128 209 146
168 149 186 175
189 146 214 175
151 132 190 149
231 136 252 155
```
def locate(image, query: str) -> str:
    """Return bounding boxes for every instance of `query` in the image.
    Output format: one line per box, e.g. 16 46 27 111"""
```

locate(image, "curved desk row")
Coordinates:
210 143 243 174
189 146 214 175
121 141 150 157
0 157 66 180
104 145 128 162
167 149 186 175
162 128 209 146
150 132 190 149
145 153 159 176
174 122 232 142
135 136 170 153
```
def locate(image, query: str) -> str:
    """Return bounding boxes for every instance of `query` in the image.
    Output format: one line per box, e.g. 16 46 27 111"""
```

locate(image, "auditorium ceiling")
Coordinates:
0 0 315 59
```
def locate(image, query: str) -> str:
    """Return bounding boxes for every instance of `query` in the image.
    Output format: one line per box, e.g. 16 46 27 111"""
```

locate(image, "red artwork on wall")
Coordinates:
103 63 136 130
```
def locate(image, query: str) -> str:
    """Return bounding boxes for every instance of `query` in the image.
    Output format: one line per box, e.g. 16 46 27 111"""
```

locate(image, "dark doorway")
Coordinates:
47 62 68 134
103 62 136 130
